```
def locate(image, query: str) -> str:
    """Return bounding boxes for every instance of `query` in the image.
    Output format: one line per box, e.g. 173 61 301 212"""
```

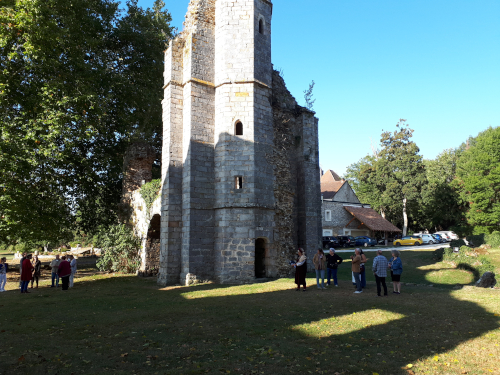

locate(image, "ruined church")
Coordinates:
126 0 322 285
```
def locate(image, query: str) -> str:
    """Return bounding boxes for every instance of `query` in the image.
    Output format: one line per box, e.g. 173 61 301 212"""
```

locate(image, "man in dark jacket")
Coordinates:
325 248 343 287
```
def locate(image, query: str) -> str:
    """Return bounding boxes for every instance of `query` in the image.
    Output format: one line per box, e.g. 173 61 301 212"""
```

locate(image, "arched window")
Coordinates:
235 121 243 136
259 19 264 35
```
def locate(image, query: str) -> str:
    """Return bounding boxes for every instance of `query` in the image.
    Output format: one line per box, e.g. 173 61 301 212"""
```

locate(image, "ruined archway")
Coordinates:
255 238 267 278
145 214 161 276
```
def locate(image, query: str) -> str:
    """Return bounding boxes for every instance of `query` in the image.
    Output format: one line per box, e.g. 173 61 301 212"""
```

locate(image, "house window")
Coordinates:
235 176 243 190
325 210 332 221
259 19 264 34
235 121 243 136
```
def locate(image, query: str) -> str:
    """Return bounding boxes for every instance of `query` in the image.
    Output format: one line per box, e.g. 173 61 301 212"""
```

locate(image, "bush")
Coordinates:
95 224 141 274
450 239 466 248
486 231 500 248
433 247 445 261
466 234 486 247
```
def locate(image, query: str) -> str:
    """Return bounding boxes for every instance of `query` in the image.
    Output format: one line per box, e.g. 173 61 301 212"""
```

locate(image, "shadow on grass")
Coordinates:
1 262 499 374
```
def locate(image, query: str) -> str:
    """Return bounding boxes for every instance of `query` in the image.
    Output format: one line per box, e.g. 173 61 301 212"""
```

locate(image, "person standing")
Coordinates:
359 249 369 289
31 255 42 289
389 250 403 294
313 249 326 289
372 250 388 296
0 257 8 292
50 255 61 288
69 255 77 288
20 254 34 294
58 256 72 291
19 252 27 289
291 248 307 291
350 249 362 293
325 248 343 287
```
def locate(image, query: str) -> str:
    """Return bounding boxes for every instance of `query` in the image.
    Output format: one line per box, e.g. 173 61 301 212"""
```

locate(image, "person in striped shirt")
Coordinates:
372 250 389 297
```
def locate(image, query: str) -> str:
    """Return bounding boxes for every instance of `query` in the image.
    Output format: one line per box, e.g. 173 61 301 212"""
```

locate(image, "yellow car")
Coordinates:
393 236 423 246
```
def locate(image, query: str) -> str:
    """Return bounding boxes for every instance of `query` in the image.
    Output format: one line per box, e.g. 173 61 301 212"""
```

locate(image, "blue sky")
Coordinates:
138 0 500 176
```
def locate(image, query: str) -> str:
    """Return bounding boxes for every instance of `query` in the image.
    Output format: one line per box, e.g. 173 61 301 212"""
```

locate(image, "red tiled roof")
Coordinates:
321 170 345 199
344 206 401 232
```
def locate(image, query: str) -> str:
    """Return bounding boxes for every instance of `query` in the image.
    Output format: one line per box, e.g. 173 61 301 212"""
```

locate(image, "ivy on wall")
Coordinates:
140 179 161 217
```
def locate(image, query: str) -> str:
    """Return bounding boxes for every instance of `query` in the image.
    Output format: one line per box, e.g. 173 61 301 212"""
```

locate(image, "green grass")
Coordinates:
0 251 499 375
331 249 500 287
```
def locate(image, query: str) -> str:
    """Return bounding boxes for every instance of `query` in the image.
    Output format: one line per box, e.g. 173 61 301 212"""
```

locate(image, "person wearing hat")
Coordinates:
325 248 343 287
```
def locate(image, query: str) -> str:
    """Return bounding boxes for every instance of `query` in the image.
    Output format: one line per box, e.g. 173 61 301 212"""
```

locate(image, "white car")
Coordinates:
436 231 458 241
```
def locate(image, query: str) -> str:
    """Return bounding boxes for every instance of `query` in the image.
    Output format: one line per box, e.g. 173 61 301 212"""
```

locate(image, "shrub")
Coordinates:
140 179 161 216
95 224 141 274
433 247 445 261
450 239 466 248
486 231 500 248
466 234 486 247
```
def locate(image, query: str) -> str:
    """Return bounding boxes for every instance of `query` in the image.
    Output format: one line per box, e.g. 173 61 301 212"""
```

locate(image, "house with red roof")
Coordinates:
321 170 401 242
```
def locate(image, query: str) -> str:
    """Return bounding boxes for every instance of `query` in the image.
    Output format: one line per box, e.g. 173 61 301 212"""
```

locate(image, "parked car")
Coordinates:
337 235 356 247
355 236 377 247
432 234 445 243
415 234 436 244
322 236 339 249
436 231 459 240
393 236 423 246
434 232 451 242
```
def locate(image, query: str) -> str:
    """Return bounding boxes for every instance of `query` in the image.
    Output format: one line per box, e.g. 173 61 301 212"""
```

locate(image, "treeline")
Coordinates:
345 121 500 237
0 0 174 249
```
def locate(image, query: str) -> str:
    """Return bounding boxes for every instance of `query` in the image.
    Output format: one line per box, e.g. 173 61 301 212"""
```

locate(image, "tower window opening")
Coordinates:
259 19 264 34
235 176 243 190
235 121 243 136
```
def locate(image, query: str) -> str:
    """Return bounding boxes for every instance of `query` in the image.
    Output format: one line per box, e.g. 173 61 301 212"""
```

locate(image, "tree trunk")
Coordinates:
380 208 386 219
402 196 408 236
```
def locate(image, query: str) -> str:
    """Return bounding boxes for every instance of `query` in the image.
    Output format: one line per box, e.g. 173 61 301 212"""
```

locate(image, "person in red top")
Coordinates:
20 254 34 294
58 256 72 291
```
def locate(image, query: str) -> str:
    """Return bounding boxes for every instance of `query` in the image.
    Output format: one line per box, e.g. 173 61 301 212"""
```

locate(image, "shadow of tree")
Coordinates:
1 261 499 375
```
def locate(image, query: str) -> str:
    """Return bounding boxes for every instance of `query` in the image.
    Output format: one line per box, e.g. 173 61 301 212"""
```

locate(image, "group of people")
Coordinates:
13 253 77 293
292 247 403 296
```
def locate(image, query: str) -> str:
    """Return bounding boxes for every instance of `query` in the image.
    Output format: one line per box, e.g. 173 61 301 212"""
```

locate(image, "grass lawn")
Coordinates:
0 250 499 375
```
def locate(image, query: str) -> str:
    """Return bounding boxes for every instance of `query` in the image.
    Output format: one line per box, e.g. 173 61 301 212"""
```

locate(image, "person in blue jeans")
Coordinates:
389 250 403 294
313 249 326 289
50 255 61 287
325 248 343 286
359 249 369 289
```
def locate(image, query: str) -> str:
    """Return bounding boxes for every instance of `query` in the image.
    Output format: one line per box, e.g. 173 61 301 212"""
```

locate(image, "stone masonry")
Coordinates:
158 0 321 285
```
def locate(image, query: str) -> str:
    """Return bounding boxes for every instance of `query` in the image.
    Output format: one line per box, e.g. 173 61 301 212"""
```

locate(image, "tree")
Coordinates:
377 120 426 235
455 126 500 233
418 150 465 232
0 0 174 243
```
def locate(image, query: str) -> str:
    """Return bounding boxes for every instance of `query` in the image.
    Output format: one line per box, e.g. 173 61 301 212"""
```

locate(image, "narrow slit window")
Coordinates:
235 176 243 190
235 121 243 136
259 19 264 34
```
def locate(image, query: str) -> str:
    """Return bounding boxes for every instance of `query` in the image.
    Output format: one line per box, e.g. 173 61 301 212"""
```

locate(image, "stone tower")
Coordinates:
158 0 322 286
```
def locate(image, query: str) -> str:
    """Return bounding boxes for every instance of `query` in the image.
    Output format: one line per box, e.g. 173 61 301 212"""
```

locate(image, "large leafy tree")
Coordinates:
377 120 426 235
455 126 500 233
0 0 174 244
345 120 425 235
418 149 465 232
